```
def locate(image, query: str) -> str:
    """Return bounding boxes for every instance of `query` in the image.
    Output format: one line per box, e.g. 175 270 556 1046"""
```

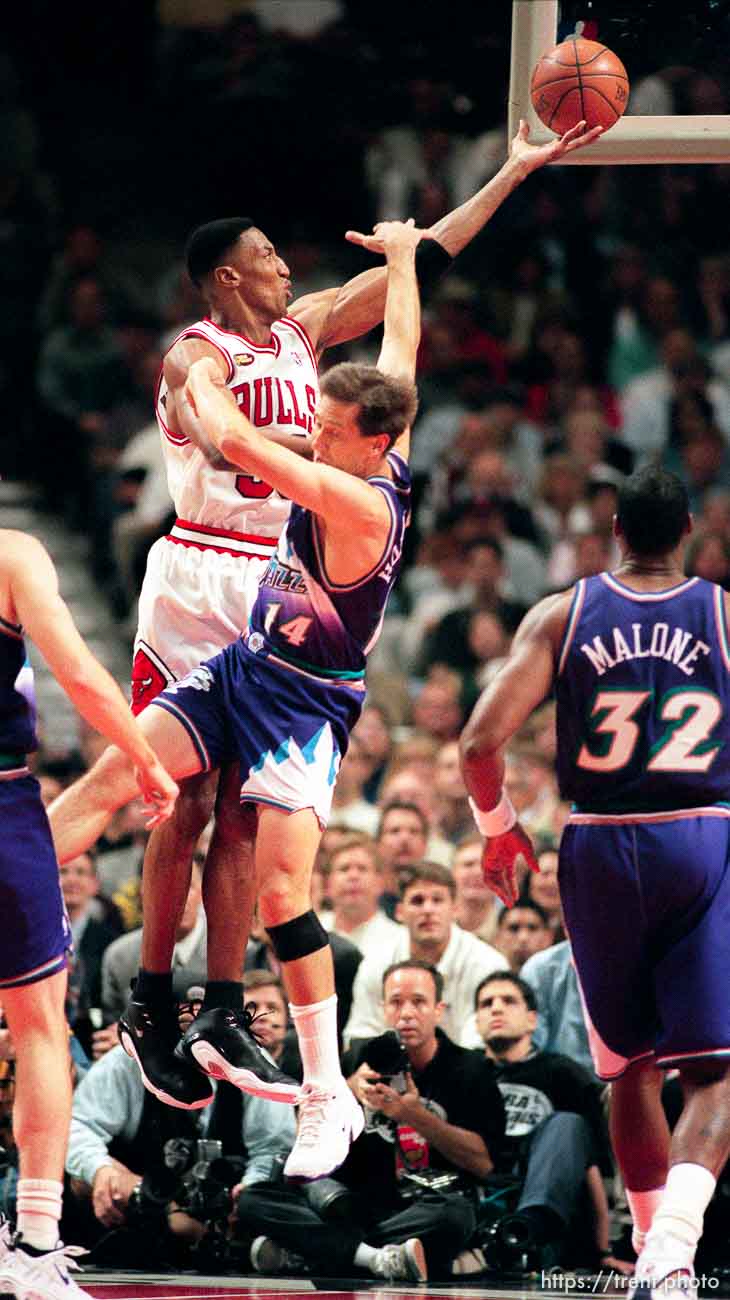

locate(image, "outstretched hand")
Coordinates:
135 756 179 828
345 217 425 256
510 117 604 171
481 822 540 907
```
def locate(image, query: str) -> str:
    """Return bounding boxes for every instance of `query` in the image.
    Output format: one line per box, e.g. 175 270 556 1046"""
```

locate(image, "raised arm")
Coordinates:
375 219 423 460
4 532 177 821
376 220 422 383
427 118 602 256
181 219 422 531
292 119 602 353
459 590 572 906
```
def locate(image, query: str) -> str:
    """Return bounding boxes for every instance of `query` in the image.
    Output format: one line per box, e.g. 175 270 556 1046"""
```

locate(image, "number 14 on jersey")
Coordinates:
263 602 313 647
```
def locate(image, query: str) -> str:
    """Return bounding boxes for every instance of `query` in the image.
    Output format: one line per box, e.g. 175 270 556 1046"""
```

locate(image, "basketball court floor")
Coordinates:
72 1269 730 1300
78 1276 598 1300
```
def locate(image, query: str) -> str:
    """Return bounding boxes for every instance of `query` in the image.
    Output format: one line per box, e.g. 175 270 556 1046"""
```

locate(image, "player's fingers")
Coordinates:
344 230 369 245
564 124 604 151
524 845 541 875
518 118 530 138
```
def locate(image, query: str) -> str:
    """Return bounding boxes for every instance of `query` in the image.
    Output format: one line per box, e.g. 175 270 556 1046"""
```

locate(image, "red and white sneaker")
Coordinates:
635 1231 696 1298
284 1081 364 1180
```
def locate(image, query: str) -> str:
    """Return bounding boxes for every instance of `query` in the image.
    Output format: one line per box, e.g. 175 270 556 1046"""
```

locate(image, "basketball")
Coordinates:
530 37 629 135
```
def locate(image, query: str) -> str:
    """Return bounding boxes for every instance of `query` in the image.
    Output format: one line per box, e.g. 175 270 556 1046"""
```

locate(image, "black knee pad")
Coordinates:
267 910 328 963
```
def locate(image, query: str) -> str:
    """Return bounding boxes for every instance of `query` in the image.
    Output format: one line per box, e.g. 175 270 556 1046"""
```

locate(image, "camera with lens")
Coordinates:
127 1137 240 1233
364 1030 410 1094
178 1138 240 1226
125 1136 197 1232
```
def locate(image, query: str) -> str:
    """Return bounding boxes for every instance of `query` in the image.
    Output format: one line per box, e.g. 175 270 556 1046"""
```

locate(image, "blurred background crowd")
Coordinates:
3 0 730 1283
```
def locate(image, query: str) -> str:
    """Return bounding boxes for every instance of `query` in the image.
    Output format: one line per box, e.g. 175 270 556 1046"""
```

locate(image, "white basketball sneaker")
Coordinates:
283 1080 364 1180
634 1231 696 1298
0 1242 90 1300
0 1218 12 1262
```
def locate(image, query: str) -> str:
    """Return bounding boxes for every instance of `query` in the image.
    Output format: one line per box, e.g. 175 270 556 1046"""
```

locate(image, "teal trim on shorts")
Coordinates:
267 645 365 681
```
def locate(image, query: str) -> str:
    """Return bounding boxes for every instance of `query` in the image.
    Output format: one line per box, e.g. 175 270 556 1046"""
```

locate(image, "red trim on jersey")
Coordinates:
172 518 276 545
154 366 188 445
174 329 235 383
280 315 319 371
158 412 188 446
165 518 277 559
202 317 280 357
156 326 237 445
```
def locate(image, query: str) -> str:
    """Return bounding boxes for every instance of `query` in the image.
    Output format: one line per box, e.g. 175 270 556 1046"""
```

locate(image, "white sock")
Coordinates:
290 994 342 1090
648 1163 716 1251
354 1241 379 1269
16 1178 63 1252
627 1186 665 1254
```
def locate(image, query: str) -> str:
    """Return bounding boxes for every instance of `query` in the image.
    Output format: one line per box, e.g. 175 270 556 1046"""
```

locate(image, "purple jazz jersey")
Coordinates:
556 573 730 813
556 573 730 1074
0 775 70 986
560 811 730 1073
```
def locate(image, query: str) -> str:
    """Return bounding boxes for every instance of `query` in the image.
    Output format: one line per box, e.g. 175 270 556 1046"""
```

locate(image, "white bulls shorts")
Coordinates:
131 518 275 714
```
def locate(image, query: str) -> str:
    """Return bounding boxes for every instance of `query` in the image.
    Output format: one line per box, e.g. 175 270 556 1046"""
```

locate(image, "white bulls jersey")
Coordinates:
131 313 319 714
155 314 319 538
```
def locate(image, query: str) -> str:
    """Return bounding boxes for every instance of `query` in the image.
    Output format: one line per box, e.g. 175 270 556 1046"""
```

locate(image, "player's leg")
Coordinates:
634 815 730 1290
0 783 91 1296
120 771 221 1112
201 765 258 985
140 770 218 973
610 1058 670 1254
118 672 234 1112
47 705 203 865
176 787 302 1105
559 820 664 1256
1 970 71 1248
255 806 363 1179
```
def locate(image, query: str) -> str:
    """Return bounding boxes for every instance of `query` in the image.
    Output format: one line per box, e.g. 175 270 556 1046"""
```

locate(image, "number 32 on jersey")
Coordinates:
578 688 723 773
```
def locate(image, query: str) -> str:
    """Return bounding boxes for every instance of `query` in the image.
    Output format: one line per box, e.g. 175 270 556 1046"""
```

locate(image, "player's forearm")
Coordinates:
460 740 506 815
408 1103 493 1177
174 387 242 471
428 155 531 257
379 248 420 379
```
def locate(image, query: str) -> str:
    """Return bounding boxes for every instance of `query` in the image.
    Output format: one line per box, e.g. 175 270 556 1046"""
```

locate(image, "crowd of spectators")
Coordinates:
4 0 730 1284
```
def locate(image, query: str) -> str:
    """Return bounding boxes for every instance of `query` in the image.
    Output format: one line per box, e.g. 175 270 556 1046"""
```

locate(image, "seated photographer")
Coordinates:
235 959 505 1282
64 993 295 1264
474 972 628 1274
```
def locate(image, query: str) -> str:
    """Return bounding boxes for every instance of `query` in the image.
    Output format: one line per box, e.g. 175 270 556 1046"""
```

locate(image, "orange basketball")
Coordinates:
530 36 629 135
